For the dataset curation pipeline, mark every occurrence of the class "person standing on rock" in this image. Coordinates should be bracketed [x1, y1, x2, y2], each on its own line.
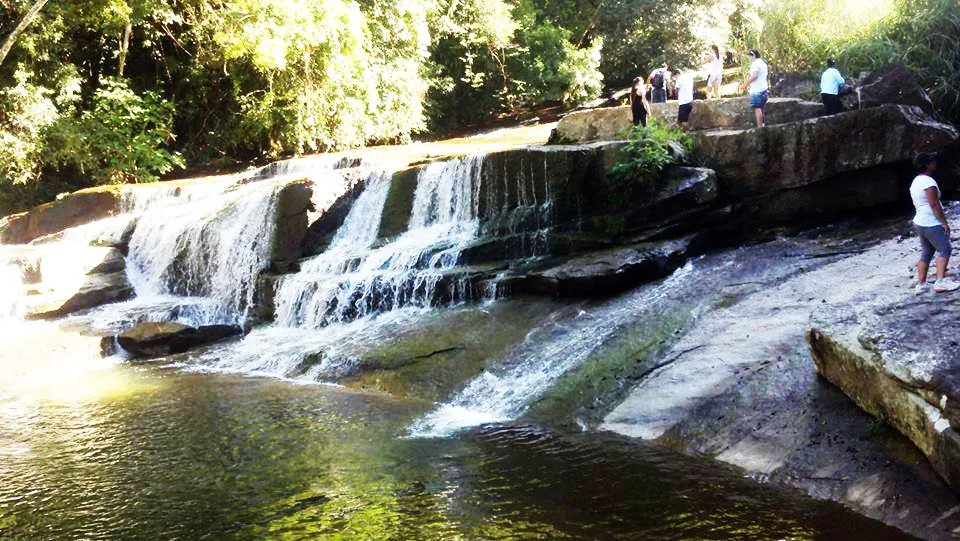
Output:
[820, 58, 846, 115]
[675, 69, 695, 131]
[649, 63, 671, 104]
[629, 76, 650, 126]
[911, 152, 959, 293]
[706, 45, 724, 99]
[742, 49, 768, 128]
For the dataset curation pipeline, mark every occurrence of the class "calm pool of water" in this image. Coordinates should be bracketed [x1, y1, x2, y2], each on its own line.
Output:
[0, 348, 915, 540]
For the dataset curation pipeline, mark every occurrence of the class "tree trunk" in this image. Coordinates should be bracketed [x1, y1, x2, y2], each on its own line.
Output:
[0, 0, 50, 68]
[118, 22, 132, 76]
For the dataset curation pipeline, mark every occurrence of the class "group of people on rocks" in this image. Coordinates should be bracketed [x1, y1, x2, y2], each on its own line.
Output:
[628, 47, 851, 131]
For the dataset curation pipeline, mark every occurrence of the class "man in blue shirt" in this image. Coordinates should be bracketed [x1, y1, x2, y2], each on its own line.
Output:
[820, 58, 846, 115]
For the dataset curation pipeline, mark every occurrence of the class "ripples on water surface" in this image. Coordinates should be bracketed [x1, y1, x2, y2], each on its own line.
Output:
[0, 342, 915, 540]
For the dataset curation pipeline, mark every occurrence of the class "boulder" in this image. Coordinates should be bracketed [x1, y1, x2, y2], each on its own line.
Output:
[302, 169, 370, 256]
[271, 179, 314, 262]
[508, 237, 692, 297]
[117, 321, 241, 358]
[550, 97, 823, 144]
[808, 292, 960, 494]
[22, 271, 134, 319]
[842, 63, 935, 114]
[0, 186, 123, 245]
[694, 104, 958, 198]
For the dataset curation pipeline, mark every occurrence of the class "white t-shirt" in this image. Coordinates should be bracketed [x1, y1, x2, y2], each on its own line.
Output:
[676, 72, 695, 105]
[820, 67, 844, 95]
[709, 53, 723, 77]
[748, 59, 768, 94]
[910, 174, 942, 227]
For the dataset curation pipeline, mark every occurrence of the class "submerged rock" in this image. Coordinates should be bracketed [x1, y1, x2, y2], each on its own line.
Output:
[117, 321, 241, 358]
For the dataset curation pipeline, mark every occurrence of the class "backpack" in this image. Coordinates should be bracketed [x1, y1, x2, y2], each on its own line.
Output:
[651, 70, 665, 89]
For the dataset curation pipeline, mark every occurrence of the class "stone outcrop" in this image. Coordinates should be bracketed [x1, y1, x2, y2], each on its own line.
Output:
[842, 63, 935, 114]
[695, 104, 958, 198]
[505, 237, 692, 297]
[808, 296, 960, 493]
[4, 244, 134, 319]
[117, 321, 241, 358]
[0, 186, 124, 245]
[550, 97, 822, 144]
[270, 178, 314, 262]
[22, 271, 133, 319]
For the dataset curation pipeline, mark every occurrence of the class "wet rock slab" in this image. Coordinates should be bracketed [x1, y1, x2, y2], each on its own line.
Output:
[117, 321, 241, 358]
[599, 220, 960, 540]
[509, 237, 692, 297]
[809, 293, 960, 493]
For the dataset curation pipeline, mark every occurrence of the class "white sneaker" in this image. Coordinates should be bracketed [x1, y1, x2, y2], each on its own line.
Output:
[933, 278, 960, 292]
[915, 282, 930, 294]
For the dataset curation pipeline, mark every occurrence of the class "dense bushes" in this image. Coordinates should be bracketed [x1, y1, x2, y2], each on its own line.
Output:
[0, 0, 957, 216]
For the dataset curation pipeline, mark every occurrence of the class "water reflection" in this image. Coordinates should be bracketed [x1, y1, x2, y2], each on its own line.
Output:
[0, 358, 915, 540]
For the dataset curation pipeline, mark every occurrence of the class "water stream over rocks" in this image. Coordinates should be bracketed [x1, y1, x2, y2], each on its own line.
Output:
[2, 103, 958, 538]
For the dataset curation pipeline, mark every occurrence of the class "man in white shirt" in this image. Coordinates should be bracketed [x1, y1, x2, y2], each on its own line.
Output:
[742, 49, 768, 128]
[820, 58, 845, 115]
[675, 69, 695, 130]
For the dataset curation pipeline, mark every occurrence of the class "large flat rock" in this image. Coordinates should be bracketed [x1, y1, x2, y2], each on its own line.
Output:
[552, 97, 823, 144]
[600, 213, 960, 540]
[695, 104, 958, 197]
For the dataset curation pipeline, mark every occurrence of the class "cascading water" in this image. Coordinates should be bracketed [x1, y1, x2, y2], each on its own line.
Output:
[190, 156, 491, 379]
[124, 181, 281, 326]
[275, 155, 485, 328]
[0, 261, 22, 322]
[407, 263, 696, 438]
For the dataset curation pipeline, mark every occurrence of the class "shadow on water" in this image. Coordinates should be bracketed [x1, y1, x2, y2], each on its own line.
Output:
[0, 360, 916, 540]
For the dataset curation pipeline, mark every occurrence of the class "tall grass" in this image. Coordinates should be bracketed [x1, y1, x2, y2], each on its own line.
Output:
[757, 0, 960, 124]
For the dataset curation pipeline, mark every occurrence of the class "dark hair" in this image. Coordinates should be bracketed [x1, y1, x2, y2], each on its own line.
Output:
[914, 152, 938, 172]
[711, 44, 720, 58]
[749, 49, 761, 58]
[826, 58, 836, 67]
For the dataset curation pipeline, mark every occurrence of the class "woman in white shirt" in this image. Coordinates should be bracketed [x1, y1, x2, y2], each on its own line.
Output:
[706, 45, 723, 99]
[910, 152, 959, 292]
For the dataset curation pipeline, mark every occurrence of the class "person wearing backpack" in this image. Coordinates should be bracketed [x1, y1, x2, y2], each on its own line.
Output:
[649, 63, 671, 103]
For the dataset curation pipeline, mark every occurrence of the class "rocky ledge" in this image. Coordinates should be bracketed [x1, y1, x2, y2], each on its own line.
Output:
[809, 284, 960, 493]
[550, 96, 822, 144]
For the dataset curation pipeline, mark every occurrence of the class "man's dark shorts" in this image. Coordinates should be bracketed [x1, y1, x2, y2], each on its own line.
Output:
[917, 224, 952, 263]
[651, 88, 667, 103]
[677, 102, 693, 123]
[750, 90, 768, 109]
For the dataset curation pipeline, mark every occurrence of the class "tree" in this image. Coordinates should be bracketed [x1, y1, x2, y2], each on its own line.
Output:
[0, 0, 49, 68]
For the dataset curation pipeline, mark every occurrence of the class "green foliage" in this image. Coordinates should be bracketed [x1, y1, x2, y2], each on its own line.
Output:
[608, 118, 692, 200]
[755, 0, 960, 123]
[47, 78, 184, 184]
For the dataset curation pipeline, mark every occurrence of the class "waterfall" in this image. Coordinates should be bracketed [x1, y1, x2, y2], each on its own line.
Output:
[0, 262, 22, 322]
[124, 181, 280, 326]
[275, 155, 484, 328]
[408, 262, 696, 438]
